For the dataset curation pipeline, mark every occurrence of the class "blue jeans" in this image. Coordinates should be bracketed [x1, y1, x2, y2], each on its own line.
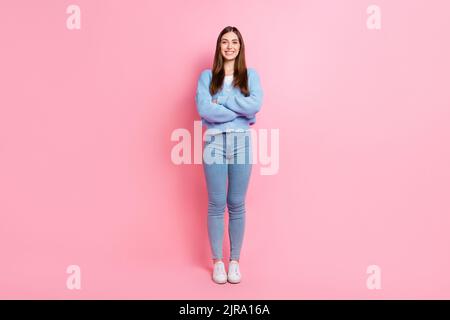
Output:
[202, 129, 253, 261]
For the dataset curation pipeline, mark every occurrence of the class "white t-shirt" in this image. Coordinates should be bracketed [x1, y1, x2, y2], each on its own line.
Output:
[224, 75, 233, 87]
[221, 74, 249, 133]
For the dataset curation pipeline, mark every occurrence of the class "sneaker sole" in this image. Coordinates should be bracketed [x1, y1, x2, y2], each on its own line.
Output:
[227, 278, 241, 284]
[213, 278, 227, 284]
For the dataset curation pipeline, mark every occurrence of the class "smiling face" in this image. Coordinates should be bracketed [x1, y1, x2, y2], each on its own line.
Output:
[220, 31, 240, 61]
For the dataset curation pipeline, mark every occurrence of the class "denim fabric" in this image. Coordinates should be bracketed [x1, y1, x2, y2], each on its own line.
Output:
[202, 130, 253, 260]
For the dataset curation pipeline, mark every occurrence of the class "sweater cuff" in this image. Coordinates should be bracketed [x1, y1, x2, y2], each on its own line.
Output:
[217, 95, 229, 106]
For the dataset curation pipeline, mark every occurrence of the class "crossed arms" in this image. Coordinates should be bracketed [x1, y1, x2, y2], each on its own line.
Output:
[195, 69, 263, 123]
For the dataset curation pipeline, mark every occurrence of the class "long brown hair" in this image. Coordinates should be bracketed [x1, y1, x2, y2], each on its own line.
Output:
[210, 26, 250, 97]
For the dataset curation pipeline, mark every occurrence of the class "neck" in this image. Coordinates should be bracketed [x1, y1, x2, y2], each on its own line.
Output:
[224, 60, 235, 74]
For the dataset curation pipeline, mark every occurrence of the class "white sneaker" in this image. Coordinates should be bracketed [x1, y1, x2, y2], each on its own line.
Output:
[212, 261, 227, 284]
[227, 261, 241, 284]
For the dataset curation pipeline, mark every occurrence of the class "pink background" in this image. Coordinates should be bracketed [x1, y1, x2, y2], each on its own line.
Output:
[1, 0, 449, 299]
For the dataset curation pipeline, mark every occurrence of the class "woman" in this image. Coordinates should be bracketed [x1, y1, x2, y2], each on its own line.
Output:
[195, 26, 264, 284]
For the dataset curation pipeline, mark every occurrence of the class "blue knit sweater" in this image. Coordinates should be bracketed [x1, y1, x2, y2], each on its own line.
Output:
[195, 68, 263, 132]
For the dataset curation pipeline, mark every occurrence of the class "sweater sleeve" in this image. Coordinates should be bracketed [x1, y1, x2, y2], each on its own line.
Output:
[217, 68, 263, 117]
[195, 70, 239, 123]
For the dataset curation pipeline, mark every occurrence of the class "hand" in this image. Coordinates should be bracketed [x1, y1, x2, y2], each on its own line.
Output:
[212, 99, 218, 104]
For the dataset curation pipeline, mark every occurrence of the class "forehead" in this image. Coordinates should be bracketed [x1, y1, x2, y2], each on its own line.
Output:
[221, 32, 239, 41]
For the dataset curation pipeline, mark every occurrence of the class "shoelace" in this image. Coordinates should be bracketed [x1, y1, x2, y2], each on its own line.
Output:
[229, 264, 240, 275]
[214, 263, 226, 274]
